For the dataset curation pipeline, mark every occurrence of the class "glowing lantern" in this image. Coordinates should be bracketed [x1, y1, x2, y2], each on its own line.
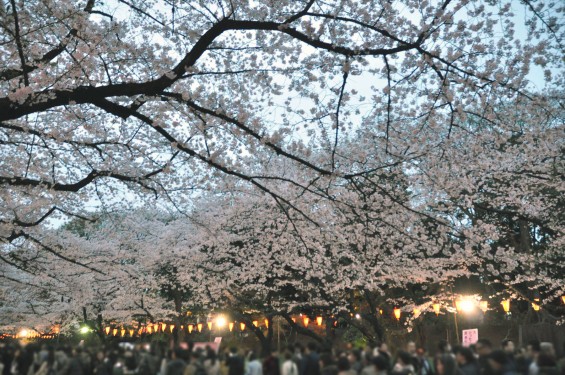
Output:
[147, 325, 153, 334]
[413, 308, 421, 318]
[532, 298, 540, 311]
[138, 328, 143, 335]
[129, 329, 134, 337]
[161, 323, 167, 332]
[105, 327, 111, 335]
[303, 317, 309, 327]
[265, 319, 269, 328]
[120, 328, 126, 337]
[561, 295, 565, 304]
[393, 307, 401, 321]
[316, 316, 323, 326]
[501, 299, 510, 313]
[207, 322, 212, 331]
[229, 322, 234, 332]
[197, 323, 203, 332]
[169, 324, 175, 333]
[479, 301, 488, 313]
[379, 309, 383, 315]
[291, 317, 296, 323]
[112, 328, 118, 336]
[188, 324, 194, 333]
[240, 322, 246, 331]
[433, 303, 441, 316]
[253, 320, 259, 327]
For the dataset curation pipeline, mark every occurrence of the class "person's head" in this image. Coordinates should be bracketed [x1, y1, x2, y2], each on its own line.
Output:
[190, 351, 201, 363]
[47, 349, 56, 366]
[435, 354, 458, 375]
[416, 348, 427, 358]
[284, 351, 293, 360]
[475, 339, 492, 357]
[348, 349, 361, 364]
[373, 355, 389, 373]
[526, 340, 540, 358]
[540, 342, 555, 358]
[488, 350, 508, 371]
[320, 352, 334, 368]
[438, 340, 452, 354]
[397, 351, 412, 366]
[230, 347, 238, 355]
[363, 352, 374, 366]
[455, 347, 475, 366]
[501, 340, 515, 355]
[407, 342, 417, 355]
[125, 352, 137, 371]
[307, 342, 318, 354]
[337, 356, 351, 371]
[378, 342, 389, 353]
[173, 348, 186, 361]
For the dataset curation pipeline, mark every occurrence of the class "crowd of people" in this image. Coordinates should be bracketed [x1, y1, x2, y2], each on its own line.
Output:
[1, 339, 564, 375]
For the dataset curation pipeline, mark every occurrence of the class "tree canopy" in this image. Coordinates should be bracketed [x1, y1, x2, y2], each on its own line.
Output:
[0, 0, 563, 333]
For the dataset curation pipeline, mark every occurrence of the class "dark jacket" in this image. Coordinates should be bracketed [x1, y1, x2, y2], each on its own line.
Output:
[460, 362, 480, 375]
[302, 353, 320, 375]
[165, 359, 186, 375]
[263, 356, 281, 375]
[226, 355, 244, 375]
[321, 365, 338, 375]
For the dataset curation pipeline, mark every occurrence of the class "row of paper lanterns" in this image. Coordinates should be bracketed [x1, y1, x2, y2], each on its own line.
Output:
[102, 296, 565, 336]
[5, 297, 563, 340]
[0, 331, 57, 339]
[392, 295, 565, 321]
[103, 316, 327, 337]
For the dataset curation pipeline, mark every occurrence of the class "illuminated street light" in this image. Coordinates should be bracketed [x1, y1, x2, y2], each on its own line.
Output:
[456, 299, 475, 314]
[216, 315, 227, 328]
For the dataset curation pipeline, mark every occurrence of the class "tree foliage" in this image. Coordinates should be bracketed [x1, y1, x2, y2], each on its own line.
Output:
[0, 0, 563, 332]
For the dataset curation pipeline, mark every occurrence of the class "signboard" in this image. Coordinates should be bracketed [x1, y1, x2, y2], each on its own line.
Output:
[462, 328, 479, 347]
[193, 337, 222, 353]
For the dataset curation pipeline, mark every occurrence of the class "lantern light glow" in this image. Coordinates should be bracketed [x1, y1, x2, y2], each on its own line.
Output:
[433, 303, 441, 316]
[501, 299, 511, 313]
[216, 316, 227, 328]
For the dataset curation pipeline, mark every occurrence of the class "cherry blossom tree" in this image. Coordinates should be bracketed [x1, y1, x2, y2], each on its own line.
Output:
[1, 0, 564, 334]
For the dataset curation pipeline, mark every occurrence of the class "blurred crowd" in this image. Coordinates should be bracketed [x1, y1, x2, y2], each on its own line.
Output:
[1, 338, 564, 375]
